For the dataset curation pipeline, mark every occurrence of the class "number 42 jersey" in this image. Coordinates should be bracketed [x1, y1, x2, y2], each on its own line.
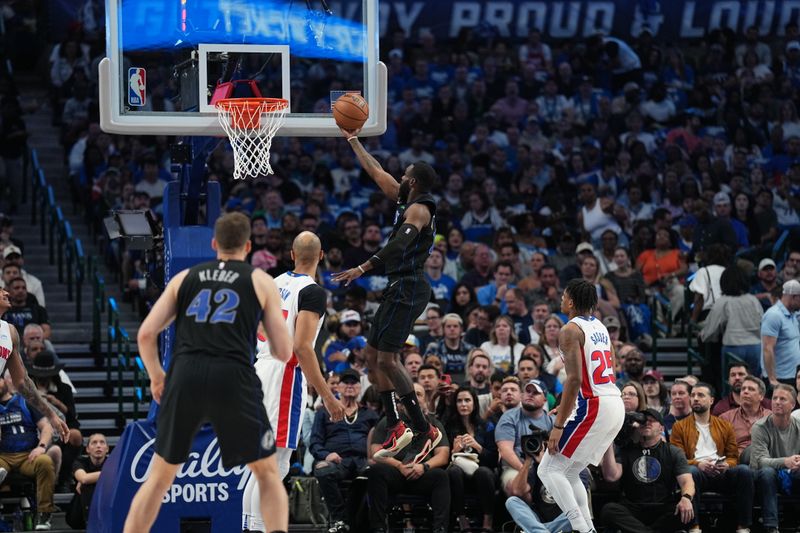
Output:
[566, 316, 621, 399]
[173, 259, 262, 366]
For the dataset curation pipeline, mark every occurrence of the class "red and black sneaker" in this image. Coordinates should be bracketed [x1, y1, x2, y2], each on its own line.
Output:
[403, 424, 443, 465]
[374, 421, 414, 459]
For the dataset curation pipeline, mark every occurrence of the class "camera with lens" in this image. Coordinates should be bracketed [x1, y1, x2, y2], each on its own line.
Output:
[520, 426, 550, 458]
[614, 411, 647, 445]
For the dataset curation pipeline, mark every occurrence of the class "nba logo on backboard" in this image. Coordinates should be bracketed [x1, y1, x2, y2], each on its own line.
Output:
[128, 68, 146, 107]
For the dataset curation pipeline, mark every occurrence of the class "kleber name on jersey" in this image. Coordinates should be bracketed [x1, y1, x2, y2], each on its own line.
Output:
[197, 269, 240, 284]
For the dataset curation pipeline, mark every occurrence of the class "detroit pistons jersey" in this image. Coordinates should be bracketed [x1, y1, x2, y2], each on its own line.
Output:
[563, 316, 621, 399]
[257, 271, 326, 358]
[255, 271, 326, 449]
[0, 320, 13, 376]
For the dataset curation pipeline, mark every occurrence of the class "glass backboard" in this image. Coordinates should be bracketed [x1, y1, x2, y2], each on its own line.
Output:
[99, 0, 386, 136]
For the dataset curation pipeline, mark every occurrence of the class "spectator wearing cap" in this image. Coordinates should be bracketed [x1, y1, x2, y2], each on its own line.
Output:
[344, 336, 370, 393]
[557, 241, 595, 287]
[599, 408, 698, 533]
[719, 375, 771, 463]
[762, 279, 800, 388]
[701, 265, 764, 377]
[31, 350, 85, 487]
[1, 245, 45, 307]
[2, 277, 50, 339]
[712, 192, 748, 249]
[642, 369, 669, 417]
[677, 215, 696, 254]
[749, 384, 800, 533]
[753, 258, 780, 311]
[669, 382, 754, 532]
[783, 40, 800, 87]
[310, 368, 378, 533]
[712, 363, 771, 417]
[495, 378, 553, 497]
[424, 313, 473, 375]
[321, 310, 362, 373]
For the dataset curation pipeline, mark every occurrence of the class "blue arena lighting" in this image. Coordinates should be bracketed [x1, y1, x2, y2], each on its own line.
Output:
[119, 0, 366, 62]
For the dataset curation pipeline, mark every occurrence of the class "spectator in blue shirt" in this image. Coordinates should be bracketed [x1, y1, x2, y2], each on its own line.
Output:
[761, 280, 800, 388]
[310, 369, 378, 533]
[424, 248, 456, 307]
[476, 261, 515, 314]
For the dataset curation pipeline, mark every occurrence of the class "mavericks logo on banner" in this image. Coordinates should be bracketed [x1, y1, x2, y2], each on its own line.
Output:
[88, 420, 251, 532]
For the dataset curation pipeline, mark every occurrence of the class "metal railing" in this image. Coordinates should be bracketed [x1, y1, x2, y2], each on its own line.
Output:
[26, 148, 149, 425]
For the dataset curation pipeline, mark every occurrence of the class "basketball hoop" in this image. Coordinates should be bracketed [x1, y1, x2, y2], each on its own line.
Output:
[215, 98, 288, 180]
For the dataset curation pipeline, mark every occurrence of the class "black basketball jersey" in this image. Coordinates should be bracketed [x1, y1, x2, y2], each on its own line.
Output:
[385, 193, 436, 278]
[173, 259, 262, 366]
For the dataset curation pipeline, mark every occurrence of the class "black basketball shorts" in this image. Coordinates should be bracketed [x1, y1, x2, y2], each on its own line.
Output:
[156, 355, 276, 469]
[368, 274, 431, 353]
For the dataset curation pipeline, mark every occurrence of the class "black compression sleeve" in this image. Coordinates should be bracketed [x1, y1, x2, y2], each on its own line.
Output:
[369, 224, 419, 267]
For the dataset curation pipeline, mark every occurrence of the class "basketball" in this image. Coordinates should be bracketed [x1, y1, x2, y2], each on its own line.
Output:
[333, 93, 369, 131]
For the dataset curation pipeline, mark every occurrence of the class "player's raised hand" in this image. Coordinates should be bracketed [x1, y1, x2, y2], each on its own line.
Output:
[339, 126, 362, 140]
[331, 268, 363, 287]
[324, 394, 346, 422]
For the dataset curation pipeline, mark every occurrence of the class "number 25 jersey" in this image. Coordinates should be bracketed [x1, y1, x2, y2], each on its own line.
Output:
[173, 259, 262, 366]
[565, 316, 621, 399]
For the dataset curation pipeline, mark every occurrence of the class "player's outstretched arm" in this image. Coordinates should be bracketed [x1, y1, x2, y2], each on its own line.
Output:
[341, 127, 399, 202]
[294, 310, 345, 422]
[547, 323, 583, 454]
[6, 324, 69, 441]
[255, 270, 292, 362]
[137, 271, 186, 403]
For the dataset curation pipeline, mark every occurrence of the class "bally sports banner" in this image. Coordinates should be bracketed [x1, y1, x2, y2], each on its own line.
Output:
[89, 420, 251, 532]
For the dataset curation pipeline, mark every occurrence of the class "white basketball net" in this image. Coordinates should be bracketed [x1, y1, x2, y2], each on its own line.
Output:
[216, 98, 288, 180]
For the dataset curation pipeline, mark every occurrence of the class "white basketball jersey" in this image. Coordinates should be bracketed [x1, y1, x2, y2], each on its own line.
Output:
[564, 316, 621, 398]
[0, 321, 11, 376]
[257, 272, 324, 359]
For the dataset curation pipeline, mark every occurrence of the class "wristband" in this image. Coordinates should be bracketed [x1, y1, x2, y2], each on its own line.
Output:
[553, 423, 565, 430]
[38, 443, 47, 449]
[681, 493, 693, 502]
[357, 265, 365, 274]
[422, 463, 430, 472]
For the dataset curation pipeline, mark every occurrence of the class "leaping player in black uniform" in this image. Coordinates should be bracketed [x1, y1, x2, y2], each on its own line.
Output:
[333, 127, 441, 464]
[123, 213, 293, 533]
